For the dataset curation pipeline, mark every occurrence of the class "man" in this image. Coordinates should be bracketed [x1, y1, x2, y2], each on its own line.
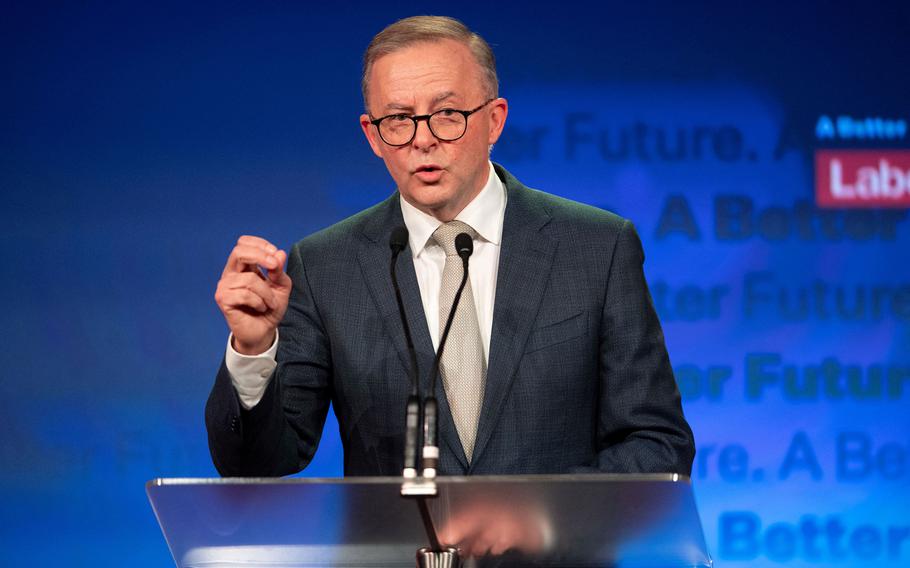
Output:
[207, 16, 694, 477]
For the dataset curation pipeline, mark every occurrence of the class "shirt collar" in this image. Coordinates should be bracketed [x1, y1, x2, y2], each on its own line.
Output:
[399, 161, 506, 257]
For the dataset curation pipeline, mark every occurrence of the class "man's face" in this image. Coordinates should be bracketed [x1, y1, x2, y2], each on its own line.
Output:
[360, 39, 508, 221]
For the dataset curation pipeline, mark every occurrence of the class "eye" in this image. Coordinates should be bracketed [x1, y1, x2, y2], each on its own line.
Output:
[388, 114, 411, 123]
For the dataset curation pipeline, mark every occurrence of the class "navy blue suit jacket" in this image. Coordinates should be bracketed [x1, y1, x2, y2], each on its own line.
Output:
[206, 164, 694, 476]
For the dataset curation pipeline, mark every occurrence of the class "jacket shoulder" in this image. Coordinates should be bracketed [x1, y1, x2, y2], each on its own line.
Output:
[496, 162, 631, 241]
[527, 187, 629, 236]
[290, 196, 395, 258]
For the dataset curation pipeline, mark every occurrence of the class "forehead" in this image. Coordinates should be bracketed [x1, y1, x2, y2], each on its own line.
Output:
[368, 39, 485, 109]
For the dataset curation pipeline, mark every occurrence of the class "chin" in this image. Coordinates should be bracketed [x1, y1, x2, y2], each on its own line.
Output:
[405, 186, 454, 209]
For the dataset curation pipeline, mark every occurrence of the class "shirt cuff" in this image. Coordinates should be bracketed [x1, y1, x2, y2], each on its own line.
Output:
[224, 331, 279, 410]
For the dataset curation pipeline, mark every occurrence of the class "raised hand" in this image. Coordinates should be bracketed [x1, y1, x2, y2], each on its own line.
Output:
[214, 235, 292, 355]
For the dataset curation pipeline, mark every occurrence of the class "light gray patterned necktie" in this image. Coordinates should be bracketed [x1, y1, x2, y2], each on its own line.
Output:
[432, 221, 486, 462]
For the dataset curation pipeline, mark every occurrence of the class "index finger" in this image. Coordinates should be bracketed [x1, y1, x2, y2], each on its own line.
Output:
[237, 235, 278, 254]
[224, 244, 281, 277]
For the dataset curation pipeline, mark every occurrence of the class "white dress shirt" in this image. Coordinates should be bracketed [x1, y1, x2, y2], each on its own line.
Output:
[226, 162, 507, 409]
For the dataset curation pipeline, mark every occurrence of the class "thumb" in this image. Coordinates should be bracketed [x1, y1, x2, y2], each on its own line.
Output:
[267, 249, 289, 284]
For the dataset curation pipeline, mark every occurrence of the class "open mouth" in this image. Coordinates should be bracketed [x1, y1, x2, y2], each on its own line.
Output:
[413, 165, 444, 182]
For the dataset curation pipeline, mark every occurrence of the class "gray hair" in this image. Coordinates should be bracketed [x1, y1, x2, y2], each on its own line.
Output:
[362, 15, 498, 112]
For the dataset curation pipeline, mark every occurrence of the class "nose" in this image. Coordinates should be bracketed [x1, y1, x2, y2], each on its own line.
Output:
[411, 117, 437, 150]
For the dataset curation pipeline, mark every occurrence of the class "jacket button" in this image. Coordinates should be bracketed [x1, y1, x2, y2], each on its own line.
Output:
[230, 416, 240, 433]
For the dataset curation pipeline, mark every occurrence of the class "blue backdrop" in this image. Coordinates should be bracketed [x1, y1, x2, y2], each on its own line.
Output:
[2, 2, 908, 566]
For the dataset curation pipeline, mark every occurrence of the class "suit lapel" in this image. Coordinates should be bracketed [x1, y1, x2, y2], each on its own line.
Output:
[470, 167, 556, 467]
[356, 196, 434, 395]
[356, 195, 469, 471]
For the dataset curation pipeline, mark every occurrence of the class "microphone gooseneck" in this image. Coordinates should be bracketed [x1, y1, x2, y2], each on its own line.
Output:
[423, 231, 474, 476]
[389, 226, 421, 477]
[430, 232, 474, 394]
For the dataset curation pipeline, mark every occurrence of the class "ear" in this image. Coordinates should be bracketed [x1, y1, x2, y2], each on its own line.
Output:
[360, 114, 384, 158]
[486, 98, 509, 145]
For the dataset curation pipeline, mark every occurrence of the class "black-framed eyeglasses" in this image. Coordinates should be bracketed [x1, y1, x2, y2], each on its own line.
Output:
[369, 98, 497, 147]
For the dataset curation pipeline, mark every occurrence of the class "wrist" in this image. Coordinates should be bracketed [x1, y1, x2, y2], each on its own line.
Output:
[233, 331, 276, 356]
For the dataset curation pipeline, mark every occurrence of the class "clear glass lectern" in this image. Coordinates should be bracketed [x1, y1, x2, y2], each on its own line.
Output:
[147, 474, 711, 567]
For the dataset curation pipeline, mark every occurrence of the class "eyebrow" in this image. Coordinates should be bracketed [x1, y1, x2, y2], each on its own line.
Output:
[383, 91, 460, 112]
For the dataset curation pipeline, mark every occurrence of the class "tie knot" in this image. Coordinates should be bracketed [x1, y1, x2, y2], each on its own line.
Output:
[432, 221, 476, 257]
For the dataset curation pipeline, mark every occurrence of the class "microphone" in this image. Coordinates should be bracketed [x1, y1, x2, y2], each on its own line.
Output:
[455, 232, 473, 259]
[389, 226, 421, 478]
[422, 232, 474, 477]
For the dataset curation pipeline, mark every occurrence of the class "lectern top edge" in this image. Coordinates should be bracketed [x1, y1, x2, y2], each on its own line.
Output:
[147, 472, 690, 489]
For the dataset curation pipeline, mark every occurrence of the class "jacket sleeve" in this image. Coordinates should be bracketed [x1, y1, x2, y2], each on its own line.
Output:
[205, 241, 333, 476]
[592, 220, 695, 475]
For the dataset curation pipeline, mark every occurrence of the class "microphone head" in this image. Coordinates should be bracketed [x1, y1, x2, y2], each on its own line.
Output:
[455, 232, 474, 259]
[389, 226, 409, 253]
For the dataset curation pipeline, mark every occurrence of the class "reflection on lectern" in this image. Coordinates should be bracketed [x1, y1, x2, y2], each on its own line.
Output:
[439, 496, 551, 559]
